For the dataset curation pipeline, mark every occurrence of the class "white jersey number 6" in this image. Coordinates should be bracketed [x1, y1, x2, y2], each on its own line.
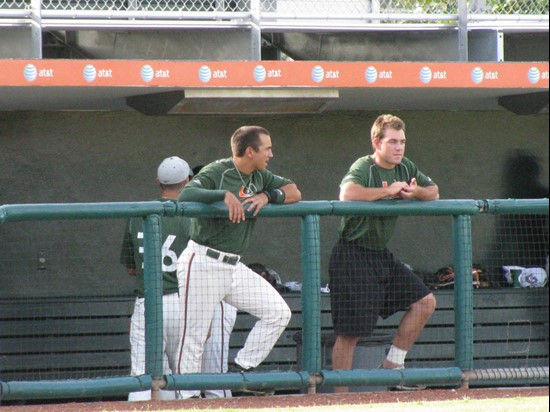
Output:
[161, 235, 182, 272]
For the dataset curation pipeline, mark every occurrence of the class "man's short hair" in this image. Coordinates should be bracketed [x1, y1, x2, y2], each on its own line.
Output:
[231, 126, 270, 157]
[370, 114, 406, 149]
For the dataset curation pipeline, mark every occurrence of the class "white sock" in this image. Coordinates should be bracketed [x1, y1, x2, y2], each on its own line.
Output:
[386, 345, 407, 367]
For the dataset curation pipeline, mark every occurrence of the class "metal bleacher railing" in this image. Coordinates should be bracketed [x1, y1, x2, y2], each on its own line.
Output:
[0, 0, 548, 30]
[0, 198, 548, 401]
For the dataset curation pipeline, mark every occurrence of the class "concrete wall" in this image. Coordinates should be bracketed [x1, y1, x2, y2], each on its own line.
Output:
[0, 110, 548, 297]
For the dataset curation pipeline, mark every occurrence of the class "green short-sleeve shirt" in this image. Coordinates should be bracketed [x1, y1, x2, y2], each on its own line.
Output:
[178, 158, 293, 255]
[338, 155, 436, 250]
[120, 198, 191, 297]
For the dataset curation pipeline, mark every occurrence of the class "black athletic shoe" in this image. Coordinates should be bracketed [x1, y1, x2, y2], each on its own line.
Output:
[242, 388, 276, 396]
[378, 364, 427, 391]
[228, 363, 275, 396]
[389, 382, 427, 391]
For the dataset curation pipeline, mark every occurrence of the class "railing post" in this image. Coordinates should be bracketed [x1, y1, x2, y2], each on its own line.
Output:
[452, 215, 474, 376]
[143, 214, 164, 398]
[250, 0, 261, 60]
[301, 215, 322, 378]
[457, 0, 469, 61]
[30, 0, 43, 59]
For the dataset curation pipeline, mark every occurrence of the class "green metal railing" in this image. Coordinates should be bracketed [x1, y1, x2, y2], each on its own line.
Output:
[0, 198, 547, 401]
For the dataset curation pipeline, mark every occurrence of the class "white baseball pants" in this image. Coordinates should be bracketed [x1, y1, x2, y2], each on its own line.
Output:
[129, 293, 239, 400]
[177, 240, 291, 376]
[203, 301, 237, 398]
[128, 293, 181, 401]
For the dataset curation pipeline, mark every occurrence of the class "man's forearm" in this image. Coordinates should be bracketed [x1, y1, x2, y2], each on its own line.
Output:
[179, 186, 227, 203]
[340, 183, 394, 202]
[281, 183, 302, 204]
[415, 184, 440, 201]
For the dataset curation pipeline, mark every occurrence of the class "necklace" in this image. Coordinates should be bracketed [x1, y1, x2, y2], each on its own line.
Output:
[232, 159, 256, 196]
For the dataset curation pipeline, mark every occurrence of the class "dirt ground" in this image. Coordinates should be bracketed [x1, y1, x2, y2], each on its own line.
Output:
[2, 386, 548, 411]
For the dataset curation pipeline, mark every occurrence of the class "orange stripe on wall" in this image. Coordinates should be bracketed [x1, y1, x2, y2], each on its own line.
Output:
[0, 60, 548, 88]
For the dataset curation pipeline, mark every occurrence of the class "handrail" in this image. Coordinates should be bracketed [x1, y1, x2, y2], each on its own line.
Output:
[1, 199, 547, 224]
[179, 200, 334, 217]
[0, 201, 175, 222]
[331, 199, 483, 216]
[0, 376, 152, 401]
[485, 198, 550, 214]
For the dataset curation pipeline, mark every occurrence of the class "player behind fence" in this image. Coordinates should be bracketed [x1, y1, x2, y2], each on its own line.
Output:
[120, 156, 190, 401]
[329, 114, 439, 392]
[120, 156, 236, 400]
[176, 126, 301, 395]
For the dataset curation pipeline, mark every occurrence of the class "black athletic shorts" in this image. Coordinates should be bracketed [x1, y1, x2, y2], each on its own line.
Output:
[328, 239, 431, 337]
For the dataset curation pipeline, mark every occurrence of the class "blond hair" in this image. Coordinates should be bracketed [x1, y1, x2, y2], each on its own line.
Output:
[370, 114, 405, 150]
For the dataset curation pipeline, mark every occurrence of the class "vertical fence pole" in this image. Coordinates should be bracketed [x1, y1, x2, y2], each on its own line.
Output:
[143, 214, 164, 396]
[452, 214, 474, 376]
[250, 0, 261, 60]
[457, 0, 469, 61]
[301, 215, 322, 377]
[30, 0, 43, 59]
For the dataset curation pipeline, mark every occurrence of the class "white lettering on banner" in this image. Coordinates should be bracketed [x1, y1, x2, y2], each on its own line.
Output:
[485, 71, 498, 80]
[325, 70, 339, 79]
[213, 69, 227, 78]
[155, 69, 170, 78]
[379, 70, 393, 79]
[433, 71, 447, 79]
[98, 69, 113, 77]
[541, 71, 549, 79]
[39, 69, 54, 77]
[268, 69, 282, 78]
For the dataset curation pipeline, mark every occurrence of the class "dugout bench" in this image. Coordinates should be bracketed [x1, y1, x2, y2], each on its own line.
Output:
[0, 295, 134, 382]
[0, 289, 548, 382]
[230, 288, 549, 373]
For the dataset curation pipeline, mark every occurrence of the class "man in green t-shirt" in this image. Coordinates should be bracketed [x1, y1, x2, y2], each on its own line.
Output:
[176, 126, 301, 384]
[329, 114, 439, 392]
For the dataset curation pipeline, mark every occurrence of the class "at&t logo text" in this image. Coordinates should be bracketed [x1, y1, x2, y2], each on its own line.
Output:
[24, 64, 54, 82]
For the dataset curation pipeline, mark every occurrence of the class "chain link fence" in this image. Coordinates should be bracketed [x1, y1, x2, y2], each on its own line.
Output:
[470, 0, 549, 15]
[0, 0, 26, 9]
[267, 0, 459, 16]
[1, 0, 548, 15]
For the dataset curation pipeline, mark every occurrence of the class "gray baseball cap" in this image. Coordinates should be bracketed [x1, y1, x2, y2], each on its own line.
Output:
[157, 156, 190, 184]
